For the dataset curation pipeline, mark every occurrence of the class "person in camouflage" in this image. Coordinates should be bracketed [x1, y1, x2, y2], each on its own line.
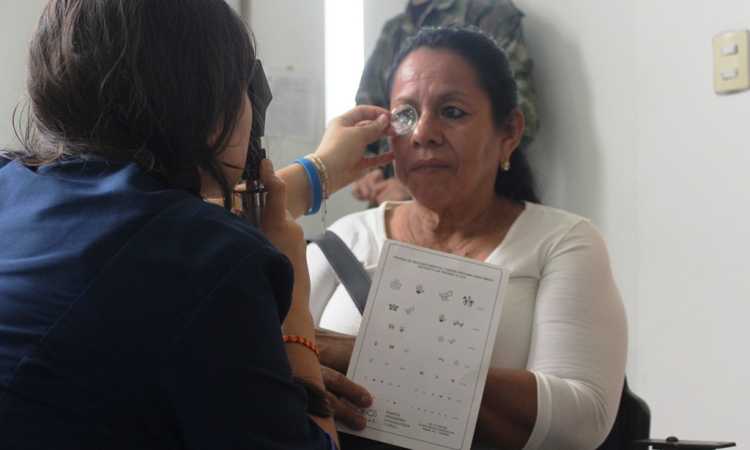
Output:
[352, 0, 539, 206]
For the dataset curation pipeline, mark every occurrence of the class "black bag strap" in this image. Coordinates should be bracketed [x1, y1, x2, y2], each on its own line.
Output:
[308, 231, 371, 315]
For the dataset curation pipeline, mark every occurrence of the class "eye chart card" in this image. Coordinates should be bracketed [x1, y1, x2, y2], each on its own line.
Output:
[342, 240, 508, 450]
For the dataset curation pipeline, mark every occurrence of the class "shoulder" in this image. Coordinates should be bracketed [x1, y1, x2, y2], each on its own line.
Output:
[145, 196, 282, 275]
[127, 196, 291, 304]
[323, 201, 402, 264]
[82, 196, 294, 351]
[509, 202, 606, 255]
[521, 202, 591, 229]
[381, 13, 407, 33]
[108, 160, 276, 265]
[464, 0, 524, 31]
[465, 0, 522, 16]
[327, 206, 380, 255]
[328, 203, 382, 241]
[382, 13, 405, 31]
[70, 160, 289, 297]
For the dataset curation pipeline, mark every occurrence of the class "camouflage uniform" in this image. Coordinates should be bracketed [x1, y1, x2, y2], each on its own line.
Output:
[356, 0, 539, 177]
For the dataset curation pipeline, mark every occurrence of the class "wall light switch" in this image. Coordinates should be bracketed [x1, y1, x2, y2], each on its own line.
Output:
[713, 30, 749, 94]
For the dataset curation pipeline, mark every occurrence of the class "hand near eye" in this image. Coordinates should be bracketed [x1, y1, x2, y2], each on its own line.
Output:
[277, 105, 396, 219]
[313, 105, 395, 194]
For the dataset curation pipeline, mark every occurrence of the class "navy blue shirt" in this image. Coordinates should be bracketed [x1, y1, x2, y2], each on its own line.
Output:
[0, 157, 332, 449]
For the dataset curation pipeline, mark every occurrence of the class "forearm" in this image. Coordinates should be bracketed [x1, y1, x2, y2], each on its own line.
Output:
[283, 310, 339, 446]
[314, 327, 355, 374]
[276, 163, 313, 219]
[276, 150, 393, 220]
[474, 368, 537, 450]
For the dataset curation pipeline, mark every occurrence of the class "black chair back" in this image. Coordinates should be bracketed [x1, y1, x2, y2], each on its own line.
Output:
[597, 378, 651, 450]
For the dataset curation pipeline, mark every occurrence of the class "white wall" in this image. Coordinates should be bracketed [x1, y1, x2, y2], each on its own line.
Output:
[0, 0, 49, 149]
[516, 0, 750, 444]
[632, 1, 750, 442]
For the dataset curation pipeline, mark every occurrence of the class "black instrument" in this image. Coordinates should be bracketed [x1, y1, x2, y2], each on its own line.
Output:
[241, 59, 273, 227]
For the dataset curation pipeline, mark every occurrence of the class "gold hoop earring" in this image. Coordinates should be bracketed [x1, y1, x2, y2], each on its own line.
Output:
[501, 160, 511, 171]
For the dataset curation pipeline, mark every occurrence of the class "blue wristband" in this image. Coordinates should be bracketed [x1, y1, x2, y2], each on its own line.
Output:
[294, 158, 322, 215]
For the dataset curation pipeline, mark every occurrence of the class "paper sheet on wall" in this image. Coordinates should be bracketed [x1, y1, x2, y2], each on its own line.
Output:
[264, 71, 319, 144]
[341, 240, 508, 450]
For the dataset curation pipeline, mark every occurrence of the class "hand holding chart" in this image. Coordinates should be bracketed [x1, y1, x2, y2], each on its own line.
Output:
[342, 240, 509, 450]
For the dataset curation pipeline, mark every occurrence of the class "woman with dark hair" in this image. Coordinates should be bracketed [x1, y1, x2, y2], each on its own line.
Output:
[0, 0, 393, 448]
[309, 25, 627, 449]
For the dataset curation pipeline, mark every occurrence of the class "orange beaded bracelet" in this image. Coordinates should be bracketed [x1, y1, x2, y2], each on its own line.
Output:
[283, 335, 321, 362]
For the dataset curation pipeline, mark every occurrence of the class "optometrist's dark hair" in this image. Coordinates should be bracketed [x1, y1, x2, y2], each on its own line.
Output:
[9, 0, 255, 208]
[386, 24, 539, 203]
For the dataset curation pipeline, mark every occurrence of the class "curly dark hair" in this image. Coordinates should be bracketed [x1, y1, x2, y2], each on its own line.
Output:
[8, 0, 256, 208]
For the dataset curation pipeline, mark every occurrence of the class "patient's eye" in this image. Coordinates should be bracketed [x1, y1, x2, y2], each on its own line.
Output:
[442, 106, 466, 119]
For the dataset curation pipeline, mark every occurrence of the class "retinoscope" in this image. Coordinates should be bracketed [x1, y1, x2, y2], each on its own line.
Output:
[241, 60, 273, 227]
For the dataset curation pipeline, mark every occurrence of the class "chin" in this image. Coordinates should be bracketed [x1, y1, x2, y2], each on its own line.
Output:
[411, 190, 452, 211]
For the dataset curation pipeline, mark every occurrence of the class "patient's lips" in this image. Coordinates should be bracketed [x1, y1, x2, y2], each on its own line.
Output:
[410, 158, 450, 172]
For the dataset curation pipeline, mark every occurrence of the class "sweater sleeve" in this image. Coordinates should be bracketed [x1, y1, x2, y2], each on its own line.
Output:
[522, 220, 627, 450]
[151, 247, 334, 450]
[307, 242, 339, 326]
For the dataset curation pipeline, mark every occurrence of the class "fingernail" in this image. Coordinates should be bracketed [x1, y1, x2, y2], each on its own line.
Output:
[262, 158, 274, 172]
[355, 417, 366, 429]
[377, 114, 388, 126]
[361, 395, 371, 406]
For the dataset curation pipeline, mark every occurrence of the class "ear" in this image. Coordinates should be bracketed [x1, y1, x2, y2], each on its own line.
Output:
[207, 121, 222, 147]
[499, 108, 525, 161]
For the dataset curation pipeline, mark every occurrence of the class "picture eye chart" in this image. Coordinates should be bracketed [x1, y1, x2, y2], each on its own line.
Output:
[342, 240, 508, 450]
